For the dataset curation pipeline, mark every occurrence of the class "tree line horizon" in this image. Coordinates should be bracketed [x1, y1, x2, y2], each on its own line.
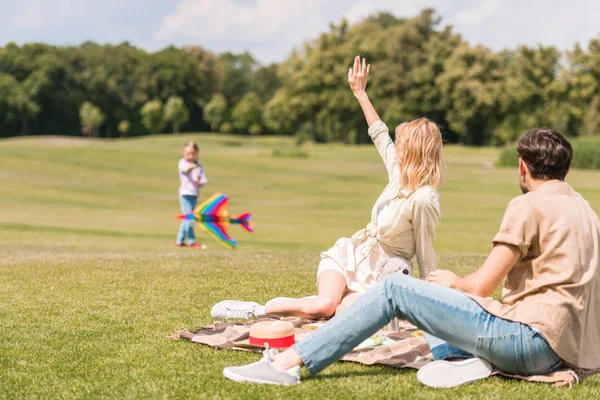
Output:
[0, 9, 599, 146]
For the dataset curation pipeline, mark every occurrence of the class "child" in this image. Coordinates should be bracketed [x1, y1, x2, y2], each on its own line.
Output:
[176, 141, 208, 248]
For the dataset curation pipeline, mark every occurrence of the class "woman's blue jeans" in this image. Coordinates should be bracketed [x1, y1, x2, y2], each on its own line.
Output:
[293, 274, 562, 376]
[176, 195, 197, 245]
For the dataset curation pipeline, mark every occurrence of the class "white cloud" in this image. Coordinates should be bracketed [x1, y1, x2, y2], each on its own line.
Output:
[342, 0, 448, 24]
[337, 0, 599, 54]
[10, 0, 83, 28]
[154, 0, 323, 43]
[2, 0, 598, 63]
[447, 0, 600, 52]
[344, 2, 380, 25]
[453, 0, 498, 25]
[11, 3, 44, 27]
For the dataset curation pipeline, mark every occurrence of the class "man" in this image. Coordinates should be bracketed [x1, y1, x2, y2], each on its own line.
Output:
[222, 128, 600, 388]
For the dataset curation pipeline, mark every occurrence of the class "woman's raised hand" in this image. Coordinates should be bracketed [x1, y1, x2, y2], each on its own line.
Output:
[348, 56, 370, 97]
[348, 56, 380, 126]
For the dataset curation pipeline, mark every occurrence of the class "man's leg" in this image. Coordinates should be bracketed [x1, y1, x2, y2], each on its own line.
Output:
[422, 332, 473, 360]
[224, 274, 562, 385]
[292, 274, 560, 376]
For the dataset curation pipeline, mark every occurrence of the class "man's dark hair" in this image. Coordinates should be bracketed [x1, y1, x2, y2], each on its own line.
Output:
[516, 128, 573, 181]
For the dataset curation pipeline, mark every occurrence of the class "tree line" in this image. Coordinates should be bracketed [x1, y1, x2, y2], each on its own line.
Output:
[1, 9, 599, 145]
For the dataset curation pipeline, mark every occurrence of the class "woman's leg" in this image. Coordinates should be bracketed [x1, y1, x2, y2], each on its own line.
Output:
[265, 271, 347, 319]
[335, 293, 361, 315]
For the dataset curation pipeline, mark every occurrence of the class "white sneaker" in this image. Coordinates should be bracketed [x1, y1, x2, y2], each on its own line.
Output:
[211, 300, 261, 320]
[223, 347, 301, 385]
[417, 357, 493, 388]
[265, 296, 317, 307]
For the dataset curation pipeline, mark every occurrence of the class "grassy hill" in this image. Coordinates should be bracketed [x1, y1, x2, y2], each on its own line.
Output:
[1, 134, 599, 399]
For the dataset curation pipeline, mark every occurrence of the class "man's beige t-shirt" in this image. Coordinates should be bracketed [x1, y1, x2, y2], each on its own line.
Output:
[470, 180, 600, 369]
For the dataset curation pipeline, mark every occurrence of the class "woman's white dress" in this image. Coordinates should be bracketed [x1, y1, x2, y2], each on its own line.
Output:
[317, 120, 441, 293]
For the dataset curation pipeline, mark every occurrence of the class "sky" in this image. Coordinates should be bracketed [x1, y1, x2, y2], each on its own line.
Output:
[1, 0, 599, 63]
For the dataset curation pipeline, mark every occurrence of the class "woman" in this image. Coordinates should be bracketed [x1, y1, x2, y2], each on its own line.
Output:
[211, 56, 443, 320]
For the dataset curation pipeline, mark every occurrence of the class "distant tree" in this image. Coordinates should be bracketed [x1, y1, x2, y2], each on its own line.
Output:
[4, 10, 600, 145]
[0, 72, 40, 135]
[231, 92, 263, 134]
[218, 52, 257, 106]
[437, 43, 504, 145]
[250, 63, 282, 102]
[163, 96, 189, 134]
[79, 102, 105, 137]
[203, 94, 228, 131]
[581, 96, 600, 136]
[78, 43, 146, 137]
[566, 39, 600, 135]
[135, 47, 209, 132]
[262, 89, 298, 135]
[493, 45, 564, 144]
[366, 12, 405, 28]
[183, 45, 224, 94]
[140, 99, 165, 134]
[220, 122, 233, 134]
[118, 120, 131, 136]
[248, 123, 262, 136]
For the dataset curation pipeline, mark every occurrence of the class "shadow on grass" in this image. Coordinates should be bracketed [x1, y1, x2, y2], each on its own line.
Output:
[312, 366, 414, 381]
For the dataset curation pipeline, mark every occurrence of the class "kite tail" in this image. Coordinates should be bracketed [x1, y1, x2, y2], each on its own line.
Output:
[174, 214, 196, 221]
[233, 212, 253, 233]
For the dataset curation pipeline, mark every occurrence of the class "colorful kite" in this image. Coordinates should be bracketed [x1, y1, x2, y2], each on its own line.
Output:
[175, 192, 253, 249]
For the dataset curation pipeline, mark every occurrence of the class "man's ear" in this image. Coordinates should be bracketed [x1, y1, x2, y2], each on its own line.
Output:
[518, 158, 527, 177]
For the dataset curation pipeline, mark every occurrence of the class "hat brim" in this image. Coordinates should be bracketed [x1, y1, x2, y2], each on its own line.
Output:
[233, 339, 293, 350]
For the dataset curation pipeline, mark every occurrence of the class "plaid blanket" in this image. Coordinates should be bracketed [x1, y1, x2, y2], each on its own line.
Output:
[171, 317, 598, 387]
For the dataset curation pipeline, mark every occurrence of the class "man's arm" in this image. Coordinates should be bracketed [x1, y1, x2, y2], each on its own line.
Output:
[427, 244, 521, 298]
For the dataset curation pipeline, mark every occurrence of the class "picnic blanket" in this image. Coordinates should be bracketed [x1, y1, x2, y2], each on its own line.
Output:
[171, 317, 598, 388]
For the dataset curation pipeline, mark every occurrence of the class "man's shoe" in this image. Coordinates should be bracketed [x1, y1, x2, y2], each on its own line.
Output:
[223, 348, 300, 385]
[188, 243, 207, 249]
[175, 243, 186, 247]
[211, 300, 261, 320]
[417, 357, 493, 388]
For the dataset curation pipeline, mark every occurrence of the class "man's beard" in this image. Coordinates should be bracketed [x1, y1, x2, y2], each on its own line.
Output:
[520, 182, 529, 194]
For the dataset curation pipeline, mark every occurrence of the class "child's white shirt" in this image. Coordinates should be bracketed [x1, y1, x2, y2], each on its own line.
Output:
[178, 158, 207, 196]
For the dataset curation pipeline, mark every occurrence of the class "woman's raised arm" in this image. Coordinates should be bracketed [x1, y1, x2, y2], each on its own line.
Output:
[348, 56, 397, 178]
[348, 56, 380, 126]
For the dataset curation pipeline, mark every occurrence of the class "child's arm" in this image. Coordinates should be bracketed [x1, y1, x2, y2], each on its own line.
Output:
[348, 56, 397, 179]
[179, 159, 197, 174]
[412, 196, 441, 279]
[196, 165, 208, 188]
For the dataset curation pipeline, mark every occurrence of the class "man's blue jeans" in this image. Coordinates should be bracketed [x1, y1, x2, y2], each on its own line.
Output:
[293, 274, 563, 376]
[176, 195, 197, 245]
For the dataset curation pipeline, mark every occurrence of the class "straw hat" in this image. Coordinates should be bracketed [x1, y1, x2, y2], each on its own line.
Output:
[234, 321, 296, 349]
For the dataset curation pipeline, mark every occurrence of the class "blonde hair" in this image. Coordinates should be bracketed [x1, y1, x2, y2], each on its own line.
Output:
[184, 141, 199, 152]
[394, 118, 443, 191]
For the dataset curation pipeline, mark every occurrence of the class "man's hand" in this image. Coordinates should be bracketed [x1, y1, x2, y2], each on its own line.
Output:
[427, 244, 520, 298]
[426, 270, 459, 288]
[348, 56, 370, 97]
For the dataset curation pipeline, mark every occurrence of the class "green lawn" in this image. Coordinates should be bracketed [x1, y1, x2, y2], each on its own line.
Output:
[1, 134, 599, 399]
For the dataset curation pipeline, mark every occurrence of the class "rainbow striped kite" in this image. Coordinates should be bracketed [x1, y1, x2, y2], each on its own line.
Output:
[175, 192, 253, 249]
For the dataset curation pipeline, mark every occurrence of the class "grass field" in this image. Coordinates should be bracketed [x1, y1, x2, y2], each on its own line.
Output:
[1, 133, 599, 399]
